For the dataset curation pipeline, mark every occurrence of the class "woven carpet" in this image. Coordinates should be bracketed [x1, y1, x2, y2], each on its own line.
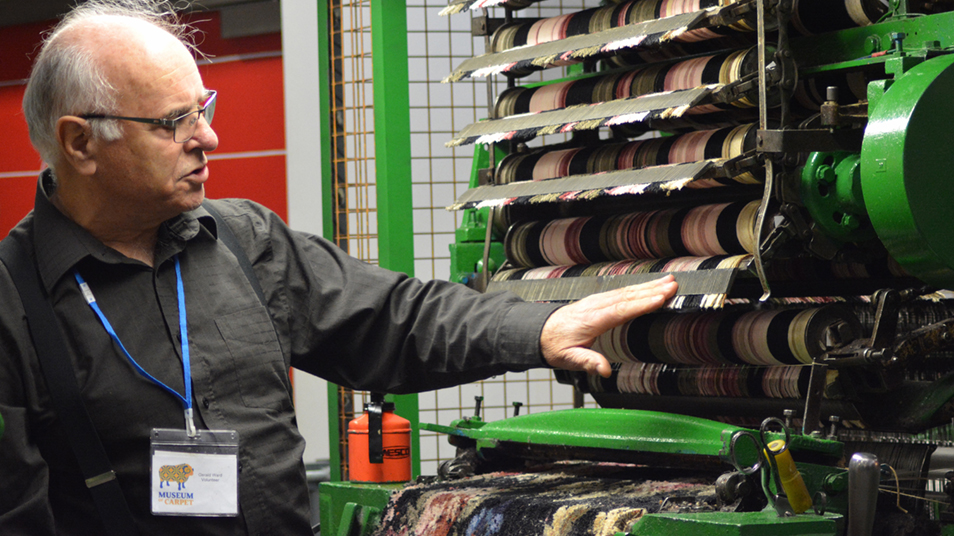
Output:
[373, 464, 715, 536]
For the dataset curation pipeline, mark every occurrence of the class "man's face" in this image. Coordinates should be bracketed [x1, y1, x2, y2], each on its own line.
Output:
[91, 23, 219, 223]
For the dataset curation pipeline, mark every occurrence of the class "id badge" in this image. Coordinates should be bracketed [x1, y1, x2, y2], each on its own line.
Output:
[150, 429, 239, 517]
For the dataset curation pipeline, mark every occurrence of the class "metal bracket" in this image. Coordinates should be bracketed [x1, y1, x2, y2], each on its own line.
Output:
[869, 289, 903, 350]
[438, 448, 478, 480]
[472, 16, 506, 37]
[801, 362, 829, 436]
[368, 392, 384, 464]
[712, 68, 776, 106]
[759, 196, 848, 261]
[719, 149, 762, 179]
[757, 128, 864, 154]
[817, 83, 870, 129]
[815, 287, 940, 396]
[477, 167, 495, 187]
[707, 0, 760, 28]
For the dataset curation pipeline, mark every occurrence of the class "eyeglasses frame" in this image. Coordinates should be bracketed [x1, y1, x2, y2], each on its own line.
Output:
[79, 90, 217, 143]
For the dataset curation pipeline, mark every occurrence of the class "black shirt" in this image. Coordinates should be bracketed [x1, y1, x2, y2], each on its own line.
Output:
[0, 173, 558, 535]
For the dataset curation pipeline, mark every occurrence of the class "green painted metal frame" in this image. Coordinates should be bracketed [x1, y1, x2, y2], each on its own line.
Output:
[319, 481, 403, 536]
[370, 0, 421, 481]
[315, 0, 344, 484]
[419, 409, 851, 534]
[790, 10, 954, 75]
[316, 2, 954, 531]
[629, 510, 842, 536]
[316, 2, 334, 240]
[423, 408, 750, 458]
[422, 408, 843, 462]
[861, 53, 954, 289]
[449, 144, 506, 285]
[319, 0, 421, 483]
[371, 4, 414, 276]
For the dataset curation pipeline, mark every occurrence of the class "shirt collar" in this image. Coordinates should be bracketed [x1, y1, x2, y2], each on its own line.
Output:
[31, 169, 219, 292]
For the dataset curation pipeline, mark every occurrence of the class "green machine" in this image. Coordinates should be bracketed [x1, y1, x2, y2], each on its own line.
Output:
[323, 1, 954, 535]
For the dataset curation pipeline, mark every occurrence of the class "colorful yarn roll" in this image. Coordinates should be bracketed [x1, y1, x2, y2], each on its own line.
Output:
[504, 200, 759, 268]
[494, 47, 756, 117]
[491, 0, 731, 54]
[607, 32, 756, 70]
[790, 0, 889, 35]
[585, 362, 813, 399]
[497, 124, 758, 186]
[590, 308, 841, 367]
[764, 256, 908, 281]
[492, 254, 750, 282]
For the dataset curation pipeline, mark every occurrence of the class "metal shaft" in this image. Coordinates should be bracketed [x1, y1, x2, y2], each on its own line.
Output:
[847, 452, 880, 536]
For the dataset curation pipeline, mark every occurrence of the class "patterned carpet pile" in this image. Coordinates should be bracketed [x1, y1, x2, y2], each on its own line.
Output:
[373, 464, 715, 536]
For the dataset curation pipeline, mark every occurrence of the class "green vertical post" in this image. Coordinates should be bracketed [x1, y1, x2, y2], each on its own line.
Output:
[371, 1, 421, 478]
[370, 4, 413, 272]
[317, 0, 335, 239]
[326, 389, 342, 482]
[315, 0, 345, 482]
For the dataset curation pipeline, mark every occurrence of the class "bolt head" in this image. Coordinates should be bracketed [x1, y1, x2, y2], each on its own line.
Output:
[816, 165, 836, 184]
[840, 214, 860, 230]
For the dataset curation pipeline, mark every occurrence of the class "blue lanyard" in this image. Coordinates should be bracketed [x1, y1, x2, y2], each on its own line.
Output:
[75, 255, 197, 436]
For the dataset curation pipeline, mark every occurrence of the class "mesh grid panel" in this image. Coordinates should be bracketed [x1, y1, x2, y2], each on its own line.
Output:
[331, 0, 597, 479]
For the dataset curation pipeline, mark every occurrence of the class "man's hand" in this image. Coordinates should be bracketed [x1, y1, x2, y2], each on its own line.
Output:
[540, 275, 678, 377]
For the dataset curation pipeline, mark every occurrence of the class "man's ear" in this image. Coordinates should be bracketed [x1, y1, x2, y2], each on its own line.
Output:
[56, 116, 99, 176]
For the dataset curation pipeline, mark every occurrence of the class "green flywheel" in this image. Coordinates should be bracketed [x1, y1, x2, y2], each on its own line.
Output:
[862, 54, 954, 288]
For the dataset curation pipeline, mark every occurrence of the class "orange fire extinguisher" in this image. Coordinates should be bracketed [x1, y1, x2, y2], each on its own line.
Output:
[348, 393, 411, 483]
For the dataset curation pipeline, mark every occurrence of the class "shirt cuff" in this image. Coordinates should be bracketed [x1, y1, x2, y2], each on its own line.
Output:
[496, 301, 563, 370]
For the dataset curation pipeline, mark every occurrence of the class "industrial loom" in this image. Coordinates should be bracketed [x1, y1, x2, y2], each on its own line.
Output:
[320, 1, 954, 535]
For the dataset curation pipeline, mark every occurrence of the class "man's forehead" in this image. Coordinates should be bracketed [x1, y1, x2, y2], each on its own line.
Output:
[63, 16, 203, 107]
[62, 15, 197, 81]
[60, 14, 181, 52]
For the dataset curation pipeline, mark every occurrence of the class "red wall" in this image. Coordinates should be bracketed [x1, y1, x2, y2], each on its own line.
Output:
[0, 12, 287, 236]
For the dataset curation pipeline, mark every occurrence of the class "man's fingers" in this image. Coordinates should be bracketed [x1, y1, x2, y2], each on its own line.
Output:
[540, 275, 678, 377]
[550, 347, 612, 378]
[612, 288, 673, 318]
[573, 275, 677, 313]
[576, 277, 678, 329]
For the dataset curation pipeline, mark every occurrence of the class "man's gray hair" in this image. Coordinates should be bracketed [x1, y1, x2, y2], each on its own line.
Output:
[22, 0, 199, 167]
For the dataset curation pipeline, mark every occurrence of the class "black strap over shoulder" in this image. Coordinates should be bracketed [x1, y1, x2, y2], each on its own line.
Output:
[0, 236, 139, 536]
[0, 202, 268, 535]
[202, 201, 267, 308]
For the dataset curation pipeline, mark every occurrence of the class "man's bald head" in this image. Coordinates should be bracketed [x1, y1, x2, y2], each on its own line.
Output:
[22, 0, 198, 168]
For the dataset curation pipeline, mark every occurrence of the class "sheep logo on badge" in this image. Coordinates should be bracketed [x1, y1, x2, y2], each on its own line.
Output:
[158, 463, 195, 490]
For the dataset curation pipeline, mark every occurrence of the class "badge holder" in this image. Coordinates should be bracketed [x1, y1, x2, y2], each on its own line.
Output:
[151, 429, 239, 517]
[77, 257, 242, 518]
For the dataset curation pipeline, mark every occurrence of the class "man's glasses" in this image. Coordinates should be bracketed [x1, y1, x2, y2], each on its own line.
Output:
[80, 90, 217, 143]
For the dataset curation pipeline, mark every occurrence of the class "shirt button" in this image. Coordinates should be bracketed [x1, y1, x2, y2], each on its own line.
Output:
[202, 397, 211, 409]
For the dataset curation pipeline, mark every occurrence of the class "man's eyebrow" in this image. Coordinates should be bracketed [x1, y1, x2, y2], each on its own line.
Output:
[165, 105, 194, 120]
[165, 91, 212, 119]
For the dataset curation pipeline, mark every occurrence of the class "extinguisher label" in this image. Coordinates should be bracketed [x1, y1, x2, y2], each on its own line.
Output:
[383, 447, 410, 459]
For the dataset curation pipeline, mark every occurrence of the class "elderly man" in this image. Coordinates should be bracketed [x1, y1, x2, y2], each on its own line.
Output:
[0, 0, 677, 534]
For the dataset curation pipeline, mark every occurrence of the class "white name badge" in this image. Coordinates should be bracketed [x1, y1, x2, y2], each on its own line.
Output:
[151, 429, 239, 517]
